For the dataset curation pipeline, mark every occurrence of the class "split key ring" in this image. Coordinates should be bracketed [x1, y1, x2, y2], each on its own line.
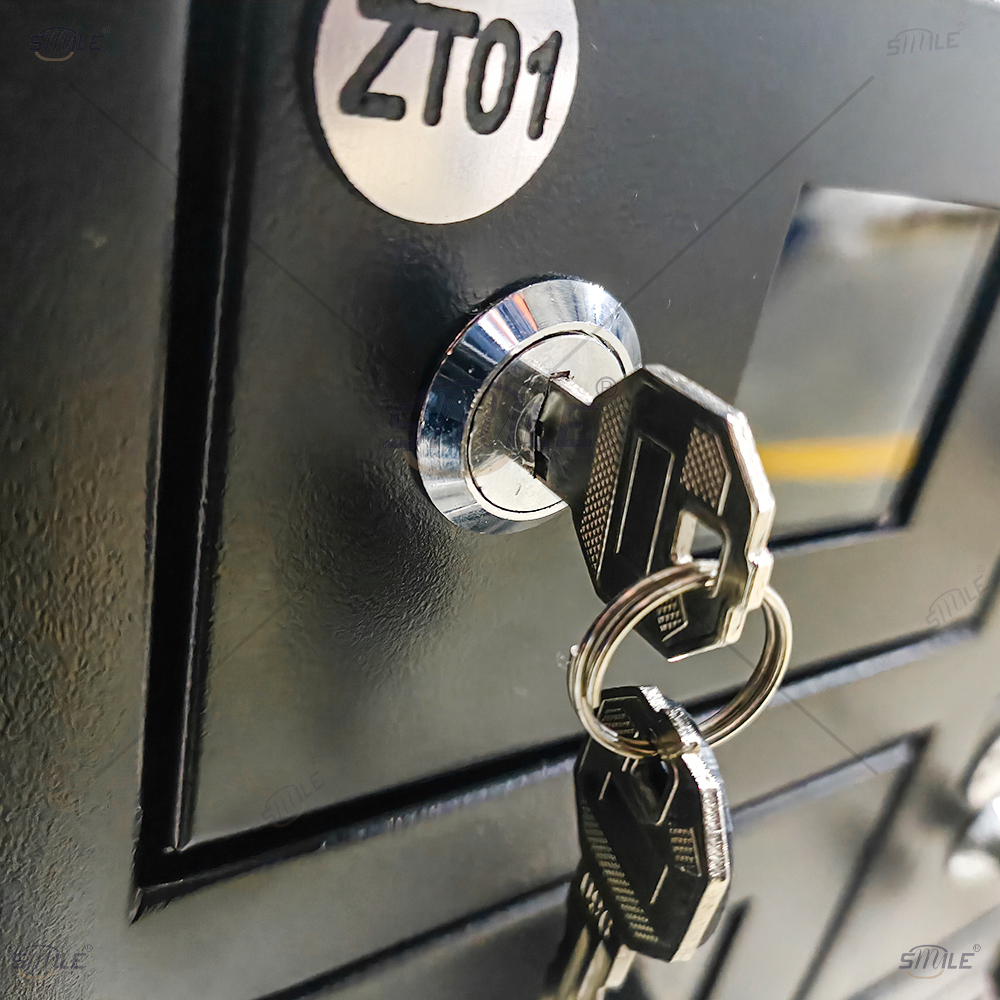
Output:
[567, 560, 793, 760]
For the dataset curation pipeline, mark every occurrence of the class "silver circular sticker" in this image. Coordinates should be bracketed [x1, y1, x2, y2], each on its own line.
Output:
[314, 0, 579, 224]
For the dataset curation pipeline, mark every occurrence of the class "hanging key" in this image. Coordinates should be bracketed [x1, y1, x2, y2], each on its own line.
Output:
[541, 685, 732, 999]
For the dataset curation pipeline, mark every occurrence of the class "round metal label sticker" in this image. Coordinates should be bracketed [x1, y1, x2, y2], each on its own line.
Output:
[314, 0, 579, 224]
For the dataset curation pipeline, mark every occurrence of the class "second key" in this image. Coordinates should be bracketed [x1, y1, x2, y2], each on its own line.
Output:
[542, 685, 732, 999]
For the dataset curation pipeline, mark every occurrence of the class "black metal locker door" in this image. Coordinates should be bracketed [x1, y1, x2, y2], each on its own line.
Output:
[4, 1, 1000, 998]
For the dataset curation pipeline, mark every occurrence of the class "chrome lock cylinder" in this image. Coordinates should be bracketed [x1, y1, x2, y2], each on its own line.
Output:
[417, 278, 641, 534]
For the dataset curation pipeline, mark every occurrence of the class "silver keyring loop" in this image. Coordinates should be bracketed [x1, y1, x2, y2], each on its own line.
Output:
[567, 560, 793, 759]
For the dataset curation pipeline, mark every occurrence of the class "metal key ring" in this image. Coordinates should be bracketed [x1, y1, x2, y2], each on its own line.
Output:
[568, 560, 793, 759]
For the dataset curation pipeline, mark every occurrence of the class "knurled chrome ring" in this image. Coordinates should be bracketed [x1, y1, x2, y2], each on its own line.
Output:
[568, 560, 793, 759]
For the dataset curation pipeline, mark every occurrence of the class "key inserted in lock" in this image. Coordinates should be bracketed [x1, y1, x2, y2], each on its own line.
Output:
[534, 364, 775, 658]
[417, 278, 775, 659]
[417, 278, 642, 534]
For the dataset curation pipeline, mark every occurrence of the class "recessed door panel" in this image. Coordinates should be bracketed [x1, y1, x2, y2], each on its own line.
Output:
[136, 0, 1000, 851]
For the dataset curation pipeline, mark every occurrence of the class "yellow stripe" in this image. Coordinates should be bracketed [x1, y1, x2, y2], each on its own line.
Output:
[758, 433, 918, 481]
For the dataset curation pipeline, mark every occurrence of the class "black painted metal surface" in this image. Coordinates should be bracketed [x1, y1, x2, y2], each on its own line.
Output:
[3, 1, 1000, 998]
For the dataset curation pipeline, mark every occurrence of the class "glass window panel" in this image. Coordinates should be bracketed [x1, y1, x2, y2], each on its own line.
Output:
[735, 186, 1000, 538]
